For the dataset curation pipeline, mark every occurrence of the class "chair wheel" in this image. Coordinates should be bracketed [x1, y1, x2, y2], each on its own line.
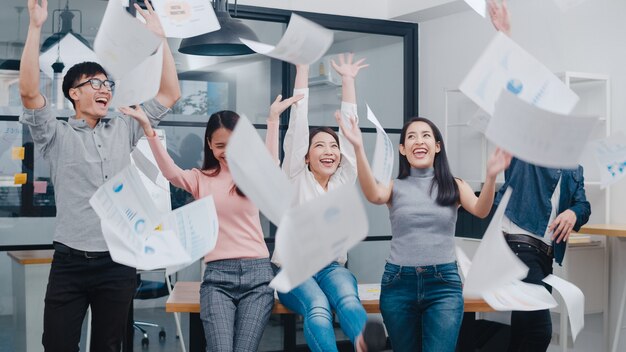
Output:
[141, 337, 149, 349]
[159, 329, 166, 342]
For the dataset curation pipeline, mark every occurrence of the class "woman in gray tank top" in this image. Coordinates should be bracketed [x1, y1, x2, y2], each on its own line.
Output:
[338, 116, 511, 352]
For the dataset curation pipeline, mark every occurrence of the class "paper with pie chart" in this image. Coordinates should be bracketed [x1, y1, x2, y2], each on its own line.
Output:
[460, 32, 579, 116]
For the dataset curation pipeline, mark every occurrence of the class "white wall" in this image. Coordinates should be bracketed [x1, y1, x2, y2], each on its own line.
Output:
[418, 0, 626, 347]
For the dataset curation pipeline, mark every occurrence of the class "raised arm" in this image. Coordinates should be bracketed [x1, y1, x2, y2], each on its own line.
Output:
[488, 0, 511, 36]
[282, 65, 310, 178]
[20, 0, 48, 109]
[457, 148, 511, 218]
[337, 112, 392, 205]
[120, 105, 200, 196]
[267, 93, 304, 164]
[331, 53, 368, 183]
[134, 1, 181, 108]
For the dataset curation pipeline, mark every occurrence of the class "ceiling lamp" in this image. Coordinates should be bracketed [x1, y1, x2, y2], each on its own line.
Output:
[178, 0, 259, 56]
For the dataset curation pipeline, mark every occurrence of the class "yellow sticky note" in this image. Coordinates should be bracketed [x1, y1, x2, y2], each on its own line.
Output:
[14, 173, 27, 185]
[11, 147, 25, 160]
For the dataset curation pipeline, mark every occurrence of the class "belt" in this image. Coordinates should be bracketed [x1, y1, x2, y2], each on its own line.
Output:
[504, 233, 553, 258]
[53, 242, 110, 259]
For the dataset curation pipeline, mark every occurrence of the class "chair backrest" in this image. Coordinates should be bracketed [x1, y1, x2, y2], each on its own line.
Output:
[135, 270, 171, 300]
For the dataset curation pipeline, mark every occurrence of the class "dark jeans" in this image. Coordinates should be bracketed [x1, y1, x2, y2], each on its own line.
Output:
[42, 248, 137, 352]
[507, 241, 554, 352]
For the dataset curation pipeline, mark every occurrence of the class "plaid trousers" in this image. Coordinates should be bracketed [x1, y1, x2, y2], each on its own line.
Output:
[200, 257, 274, 352]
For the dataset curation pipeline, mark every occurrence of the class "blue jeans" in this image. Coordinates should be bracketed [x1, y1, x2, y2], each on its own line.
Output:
[277, 262, 367, 352]
[379, 262, 463, 352]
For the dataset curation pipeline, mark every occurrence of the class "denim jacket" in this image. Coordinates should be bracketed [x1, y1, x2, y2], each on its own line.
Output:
[495, 158, 591, 265]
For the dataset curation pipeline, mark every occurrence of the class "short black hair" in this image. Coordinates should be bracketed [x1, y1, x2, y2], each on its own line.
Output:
[62, 62, 108, 109]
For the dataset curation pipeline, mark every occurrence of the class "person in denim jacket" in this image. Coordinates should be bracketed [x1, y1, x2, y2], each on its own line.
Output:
[489, 2, 591, 350]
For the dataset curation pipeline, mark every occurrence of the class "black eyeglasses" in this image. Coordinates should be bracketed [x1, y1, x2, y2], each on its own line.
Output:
[73, 78, 115, 91]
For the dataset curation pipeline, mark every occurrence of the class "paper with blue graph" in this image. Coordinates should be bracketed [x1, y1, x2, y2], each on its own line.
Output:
[270, 185, 369, 293]
[485, 90, 598, 168]
[460, 32, 578, 116]
[591, 133, 626, 188]
[90, 165, 218, 271]
[366, 105, 394, 186]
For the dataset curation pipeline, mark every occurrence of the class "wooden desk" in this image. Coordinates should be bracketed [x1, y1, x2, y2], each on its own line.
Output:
[167, 281, 494, 352]
[8, 250, 54, 352]
[580, 224, 626, 238]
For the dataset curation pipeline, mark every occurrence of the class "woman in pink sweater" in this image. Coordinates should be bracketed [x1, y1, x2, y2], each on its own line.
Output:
[121, 97, 301, 351]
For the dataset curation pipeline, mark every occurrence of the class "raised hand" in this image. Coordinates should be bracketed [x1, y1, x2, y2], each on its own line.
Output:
[28, 0, 48, 28]
[336, 110, 363, 149]
[119, 105, 153, 133]
[135, 0, 165, 39]
[269, 94, 305, 121]
[488, 0, 511, 36]
[486, 147, 512, 179]
[331, 53, 369, 79]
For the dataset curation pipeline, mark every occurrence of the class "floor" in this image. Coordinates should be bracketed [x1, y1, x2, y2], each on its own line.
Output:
[0, 310, 605, 351]
[0, 307, 349, 352]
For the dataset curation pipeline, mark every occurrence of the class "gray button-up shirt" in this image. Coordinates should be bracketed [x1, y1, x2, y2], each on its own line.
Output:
[20, 96, 169, 251]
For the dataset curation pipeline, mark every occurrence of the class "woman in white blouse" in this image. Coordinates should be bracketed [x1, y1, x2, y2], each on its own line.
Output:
[271, 55, 384, 352]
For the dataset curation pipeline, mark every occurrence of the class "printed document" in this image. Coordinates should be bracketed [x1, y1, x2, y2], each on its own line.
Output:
[366, 105, 394, 186]
[460, 32, 578, 115]
[94, 0, 161, 79]
[151, 0, 220, 38]
[240, 13, 333, 65]
[486, 90, 598, 168]
[271, 185, 368, 292]
[226, 115, 294, 226]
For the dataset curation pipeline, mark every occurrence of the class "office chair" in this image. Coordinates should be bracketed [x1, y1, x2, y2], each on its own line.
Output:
[134, 271, 186, 351]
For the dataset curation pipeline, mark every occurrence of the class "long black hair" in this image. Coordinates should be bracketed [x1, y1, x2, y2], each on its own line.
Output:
[397, 117, 459, 206]
[202, 110, 244, 197]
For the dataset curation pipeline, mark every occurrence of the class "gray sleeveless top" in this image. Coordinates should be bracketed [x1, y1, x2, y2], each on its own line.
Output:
[388, 167, 457, 266]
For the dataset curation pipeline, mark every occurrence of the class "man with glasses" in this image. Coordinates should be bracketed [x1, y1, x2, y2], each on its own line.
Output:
[19, 0, 180, 350]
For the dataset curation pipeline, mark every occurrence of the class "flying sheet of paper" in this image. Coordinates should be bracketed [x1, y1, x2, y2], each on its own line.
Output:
[94, 0, 161, 79]
[239, 13, 333, 65]
[366, 105, 394, 186]
[463, 188, 529, 297]
[460, 32, 579, 116]
[226, 115, 294, 226]
[270, 185, 368, 293]
[358, 284, 381, 301]
[552, 0, 588, 11]
[467, 109, 491, 134]
[590, 133, 626, 188]
[543, 274, 585, 341]
[110, 44, 163, 108]
[486, 90, 598, 168]
[482, 281, 557, 311]
[162, 195, 219, 274]
[151, 0, 220, 38]
[39, 33, 99, 79]
[89, 165, 182, 269]
[464, 0, 486, 17]
[131, 129, 171, 215]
